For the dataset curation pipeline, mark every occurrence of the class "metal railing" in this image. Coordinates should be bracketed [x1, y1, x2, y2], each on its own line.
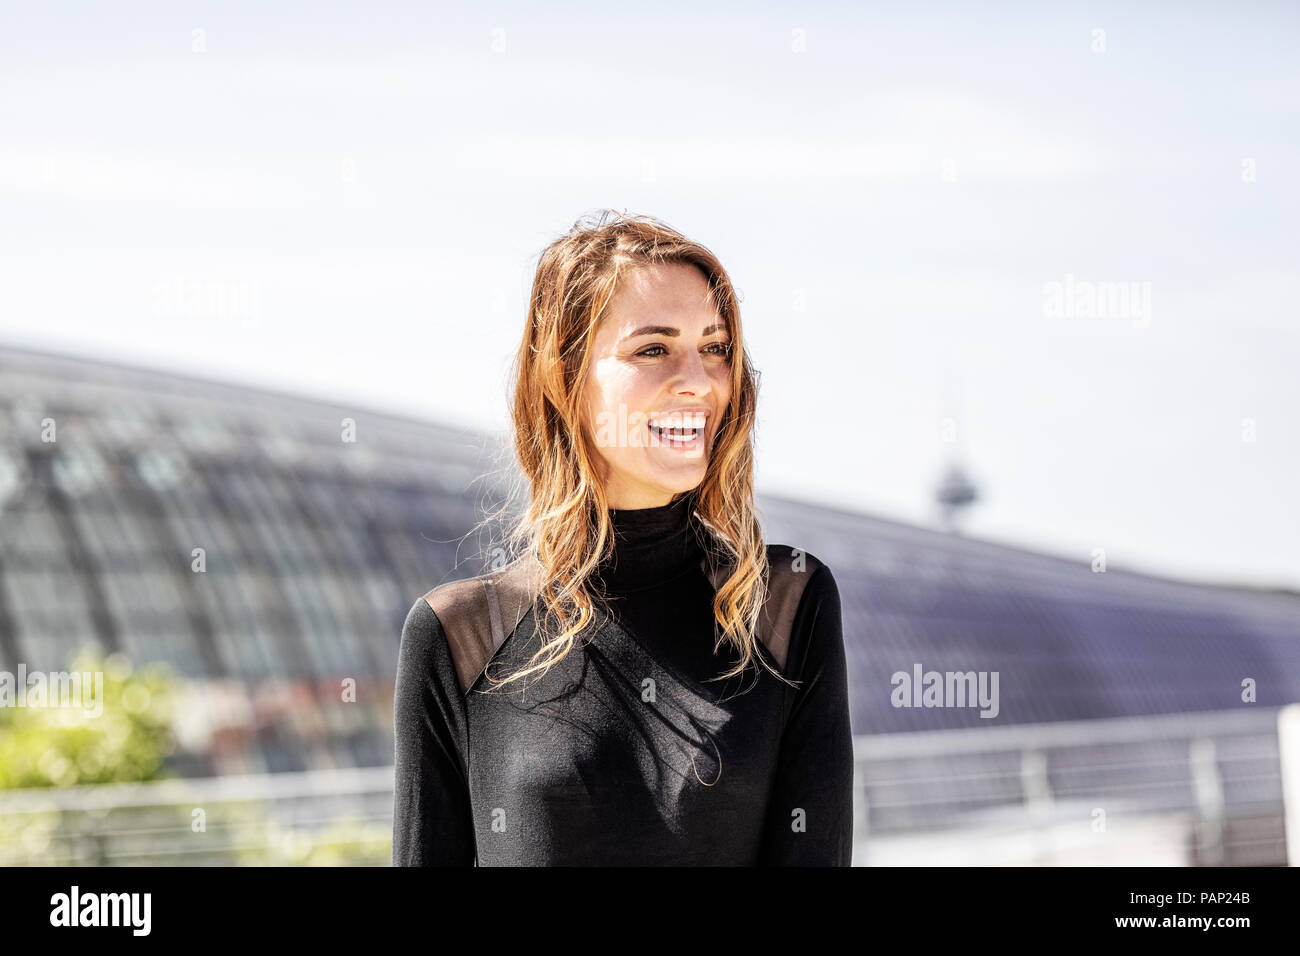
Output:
[0, 765, 395, 866]
[852, 704, 1295, 865]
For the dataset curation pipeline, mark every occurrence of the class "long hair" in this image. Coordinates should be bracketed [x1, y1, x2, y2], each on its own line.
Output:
[474, 209, 788, 694]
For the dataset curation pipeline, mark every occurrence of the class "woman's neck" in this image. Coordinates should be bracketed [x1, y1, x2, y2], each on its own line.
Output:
[593, 493, 707, 593]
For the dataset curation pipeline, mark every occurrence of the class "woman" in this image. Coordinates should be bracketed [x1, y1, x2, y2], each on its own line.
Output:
[392, 210, 853, 866]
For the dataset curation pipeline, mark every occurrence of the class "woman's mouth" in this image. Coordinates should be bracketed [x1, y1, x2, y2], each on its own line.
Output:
[647, 421, 705, 452]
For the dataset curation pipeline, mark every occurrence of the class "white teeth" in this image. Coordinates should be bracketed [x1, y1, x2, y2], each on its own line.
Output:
[648, 412, 707, 429]
[649, 423, 700, 441]
[647, 411, 707, 446]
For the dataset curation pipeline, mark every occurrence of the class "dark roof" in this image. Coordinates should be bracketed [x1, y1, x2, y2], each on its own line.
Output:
[759, 494, 1300, 733]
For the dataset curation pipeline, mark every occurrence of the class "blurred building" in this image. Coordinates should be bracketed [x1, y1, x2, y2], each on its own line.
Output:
[2, 342, 1299, 864]
[0, 342, 504, 777]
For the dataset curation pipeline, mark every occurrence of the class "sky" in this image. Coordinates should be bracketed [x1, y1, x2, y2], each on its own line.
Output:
[1, 0, 1297, 589]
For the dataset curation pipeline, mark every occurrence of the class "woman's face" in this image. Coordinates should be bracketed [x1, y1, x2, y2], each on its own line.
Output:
[580, 261, 733, 510]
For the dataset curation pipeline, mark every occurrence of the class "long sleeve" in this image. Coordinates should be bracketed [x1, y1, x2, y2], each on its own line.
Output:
[757, 562, 855, 865]
[392, 597, 476, 866]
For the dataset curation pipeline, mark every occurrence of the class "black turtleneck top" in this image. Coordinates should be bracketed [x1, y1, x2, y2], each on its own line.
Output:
[392, 494, 853, 865]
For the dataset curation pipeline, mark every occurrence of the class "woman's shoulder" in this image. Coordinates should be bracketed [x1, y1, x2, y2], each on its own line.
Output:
[715, 542, 836, 675]
[760, 544, 844, 687]
[408, 556, 545, 695]
[705, 539, 835, 612]
[763, 542, 831, 577]
[418, 569, 492, 625]
[761, 542, 837, 610]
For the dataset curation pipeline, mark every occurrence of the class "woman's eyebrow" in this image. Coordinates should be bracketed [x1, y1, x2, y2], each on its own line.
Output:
[621, 322, 726, 341]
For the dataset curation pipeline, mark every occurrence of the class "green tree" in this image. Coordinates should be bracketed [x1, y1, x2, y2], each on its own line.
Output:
[0, 648, 177, 790]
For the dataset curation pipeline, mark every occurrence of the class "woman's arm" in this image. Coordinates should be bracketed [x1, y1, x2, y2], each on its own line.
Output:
[757, 562, 855, 866]
[392, 598, 476, 866]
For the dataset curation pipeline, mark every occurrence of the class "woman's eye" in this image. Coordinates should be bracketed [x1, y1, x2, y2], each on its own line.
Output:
[636, 342, 732, 358]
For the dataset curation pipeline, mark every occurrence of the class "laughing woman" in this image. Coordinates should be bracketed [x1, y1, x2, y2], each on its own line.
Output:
[392, 210, 853, 866]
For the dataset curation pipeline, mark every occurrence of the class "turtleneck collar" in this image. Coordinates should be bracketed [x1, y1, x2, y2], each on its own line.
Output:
[593, 492, 708, 594]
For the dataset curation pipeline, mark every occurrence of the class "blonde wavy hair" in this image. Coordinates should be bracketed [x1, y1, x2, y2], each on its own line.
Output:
[472, 209, 790, 695]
